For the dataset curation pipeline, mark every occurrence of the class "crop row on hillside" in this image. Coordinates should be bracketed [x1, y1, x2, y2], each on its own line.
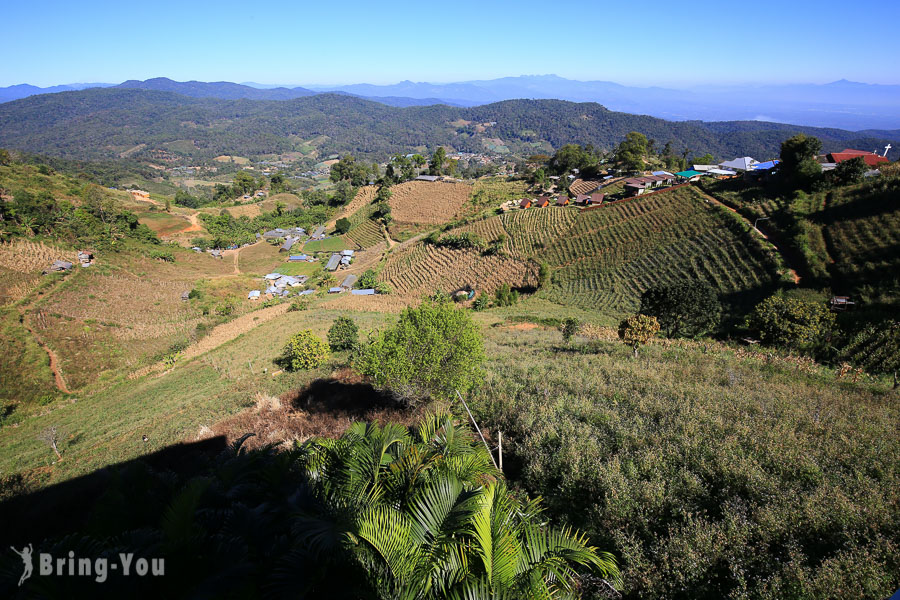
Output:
[539, 187, 781, 314]
[818, 177, 900, 295]
[388, 181, 471, 224]
[345, 218, 384, 249]
[0, 240, 78, 304]
[380, 243, 536, 297]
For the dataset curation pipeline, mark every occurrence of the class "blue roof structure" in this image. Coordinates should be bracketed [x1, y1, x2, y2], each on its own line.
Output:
[351, 289, 376, 295]
[752, 160, 780, 171]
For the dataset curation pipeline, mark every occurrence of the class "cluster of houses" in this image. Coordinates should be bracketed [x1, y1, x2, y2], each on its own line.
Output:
[248, 272, 315, 300]
[46, 251, 94, 274]
[325, 250, 355, 271]
[817, 147, 890, 173]
[329, 273, 377, 295]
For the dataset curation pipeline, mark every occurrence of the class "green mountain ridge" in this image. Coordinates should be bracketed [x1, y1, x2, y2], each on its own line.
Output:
[0, 88, 897, 164]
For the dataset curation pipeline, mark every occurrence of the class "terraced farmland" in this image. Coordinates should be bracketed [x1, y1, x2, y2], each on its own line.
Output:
[384, 186, 782, 316]
[0, 240, 78, 304]
[389, 181, 471, 224]
[539, 187, 782, 314]
[818, 177, 900, 293]
[345, 218, 385, 249]
[380, 243, 536, 297]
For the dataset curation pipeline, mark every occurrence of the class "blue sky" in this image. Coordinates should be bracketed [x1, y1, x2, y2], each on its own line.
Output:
[4, 0, 898, 87]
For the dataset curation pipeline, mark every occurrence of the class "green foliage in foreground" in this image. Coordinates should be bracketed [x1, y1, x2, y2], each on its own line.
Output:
[355, 300, 484, 403]
[0, 414, 618, 597]
[472, 327, 900, 600]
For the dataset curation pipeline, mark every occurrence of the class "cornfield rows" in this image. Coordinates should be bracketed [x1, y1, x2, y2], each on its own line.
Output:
[389, 181, 472, 224]
[0, 239, 78, 273]
[820, 178, 900, 288]
[378, 186, 781, 313]
[539, 187, 781, 313]
[0, 240, 79, 304]
[380, 243, 536, 297]
[345, 219, 384, 249]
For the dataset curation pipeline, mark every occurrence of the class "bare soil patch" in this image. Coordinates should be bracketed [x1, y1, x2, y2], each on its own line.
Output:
[206, 368, 423, 450]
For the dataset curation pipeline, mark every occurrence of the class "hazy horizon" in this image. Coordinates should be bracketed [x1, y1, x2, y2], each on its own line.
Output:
[6, 0, 899, 88]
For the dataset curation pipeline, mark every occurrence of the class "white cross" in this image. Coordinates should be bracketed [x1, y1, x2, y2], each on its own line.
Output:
[885, 144, 892, 157]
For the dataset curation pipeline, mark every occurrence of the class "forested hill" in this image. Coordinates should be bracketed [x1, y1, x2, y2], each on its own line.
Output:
[0, 87, 897, 163]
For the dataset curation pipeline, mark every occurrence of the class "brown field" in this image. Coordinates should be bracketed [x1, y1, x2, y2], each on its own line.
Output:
[138, 211, 195, 237]
[330, 185, 377, 226]
[319, 292, 412, 313]
[233, 241, 284, 275]
[0, 240, 79, 304]
[388, 181, 472, 224]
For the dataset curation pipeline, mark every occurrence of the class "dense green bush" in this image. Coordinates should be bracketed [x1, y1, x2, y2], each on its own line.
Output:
[280, 329, 329, 371]
[745, 294, 835, 351]
[327, 316, 359, 351]
[494, 284, 519, 307]
[355, 300, 484, 403]
[639, 281, 721, 338]
[335, 217, 351, 234]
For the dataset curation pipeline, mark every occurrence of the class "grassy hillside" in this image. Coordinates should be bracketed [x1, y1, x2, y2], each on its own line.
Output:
[1, 304, 896, 598]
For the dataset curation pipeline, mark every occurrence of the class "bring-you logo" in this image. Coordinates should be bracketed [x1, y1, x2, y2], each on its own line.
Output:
[9, 545, 164, 586]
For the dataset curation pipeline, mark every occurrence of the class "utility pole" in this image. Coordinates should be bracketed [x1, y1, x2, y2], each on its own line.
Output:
[456, 390, 498, 470]
[498, 430, 503, 472]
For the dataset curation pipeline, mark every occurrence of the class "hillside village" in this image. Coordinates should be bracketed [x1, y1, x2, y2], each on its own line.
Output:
[1, 125, 898, 600]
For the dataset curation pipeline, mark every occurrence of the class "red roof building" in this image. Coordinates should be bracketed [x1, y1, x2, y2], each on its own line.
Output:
[827, 149, 889, 167]
[519, 198, 532, 209]
[535, 197, 550, 208]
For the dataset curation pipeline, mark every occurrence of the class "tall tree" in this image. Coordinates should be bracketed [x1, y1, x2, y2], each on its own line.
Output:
[429, 147, 447, 176]
[615, 132, 649, 172]
[779, 134, 823, 191]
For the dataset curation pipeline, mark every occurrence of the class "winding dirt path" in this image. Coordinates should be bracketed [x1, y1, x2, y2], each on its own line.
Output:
[22, 318, 70, 394]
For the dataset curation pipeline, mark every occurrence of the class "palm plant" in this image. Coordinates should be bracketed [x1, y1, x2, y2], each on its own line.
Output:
[292, 414, 620, 599]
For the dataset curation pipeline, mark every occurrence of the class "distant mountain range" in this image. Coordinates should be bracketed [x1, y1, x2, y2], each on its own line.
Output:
[0, 87, 896, 166]
[1, 75, 898, 130]
[303, 75, 900, 131]
[0, 78, 462, 109]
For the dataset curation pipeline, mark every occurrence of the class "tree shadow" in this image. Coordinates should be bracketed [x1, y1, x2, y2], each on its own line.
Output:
[284, 377, 398, 415]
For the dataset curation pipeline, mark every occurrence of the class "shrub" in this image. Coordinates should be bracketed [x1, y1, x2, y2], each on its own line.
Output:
[281, 330, 329, 371]
[745, 294, 835, 351]
[357, 269, 379, 289]
[561, 317, 581, 344]
[618, 314, 660, 357]
[328, 317, 359, 351]
[355, 300, 484, 403]
[214, 300, 236, 316]
[472, 293, 491, 311]
[494, 283, 519, 307]
[187, 288, 202, 300]
[335, 217, 351, 234]
[639, 281, 721, 338]
[288, 297, 310, 312]
[149, 249, 175, 262]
